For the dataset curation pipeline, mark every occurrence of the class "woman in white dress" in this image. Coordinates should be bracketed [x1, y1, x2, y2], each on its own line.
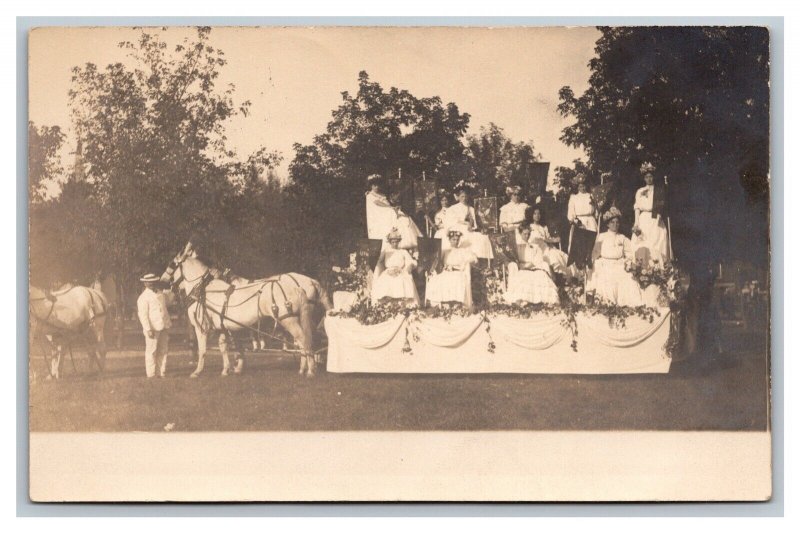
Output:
[364, 174, 422, 250]
[440, 184, 494, 259]
[567, 173, 598, 255]
[631, 162, 670, 264]
[425, 229, 478, 308]
[505, 223, 560, 305]
[590, 207, 643, 307]
[499, 185, 530, 242]
[371, 228, 420, 305]
[529, 206, 572, 277]
[431, 189, 451, 239]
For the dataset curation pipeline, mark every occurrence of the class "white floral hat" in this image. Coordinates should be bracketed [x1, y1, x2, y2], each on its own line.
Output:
[602, 206, 623, 222]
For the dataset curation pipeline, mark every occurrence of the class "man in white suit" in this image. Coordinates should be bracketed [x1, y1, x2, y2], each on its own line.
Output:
[137, 273, 172, 378]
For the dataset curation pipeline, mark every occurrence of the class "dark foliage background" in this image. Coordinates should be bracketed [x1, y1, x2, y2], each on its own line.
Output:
[29, 26, 770, 311]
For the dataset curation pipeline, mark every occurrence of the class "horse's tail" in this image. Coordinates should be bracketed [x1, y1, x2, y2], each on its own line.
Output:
[311, 278, 333, 312]
[85, 287, 109, 320]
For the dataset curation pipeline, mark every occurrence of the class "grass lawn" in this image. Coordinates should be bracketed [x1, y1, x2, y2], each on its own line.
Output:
[29, 327, 768, 432]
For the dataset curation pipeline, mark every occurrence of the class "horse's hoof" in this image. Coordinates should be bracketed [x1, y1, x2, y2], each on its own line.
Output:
[190, 373, 200, 379]
[305, 372, 316, 379]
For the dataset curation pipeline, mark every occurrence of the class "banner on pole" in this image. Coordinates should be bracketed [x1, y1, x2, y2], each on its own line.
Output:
[414, 180, 438, 218]
[567, 227, 597, 269]
[488, 231, 519, 265]
[474, 197, 498, 232]
[417, 237, 442, 274]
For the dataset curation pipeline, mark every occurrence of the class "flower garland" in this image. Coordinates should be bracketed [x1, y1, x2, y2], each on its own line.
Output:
[453, 179, 479, 193]
[330, 266, 367, 293]
[624, 259, 684, 305]
[583, 296, 661, 329]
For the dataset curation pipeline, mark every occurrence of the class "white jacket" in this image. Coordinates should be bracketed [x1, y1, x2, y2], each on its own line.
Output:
[137, 288, 172, 333]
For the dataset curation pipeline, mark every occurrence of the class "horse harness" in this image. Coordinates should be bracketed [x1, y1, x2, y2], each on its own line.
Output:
[174, 259, 305, 335]
[29, 285, 107, 334]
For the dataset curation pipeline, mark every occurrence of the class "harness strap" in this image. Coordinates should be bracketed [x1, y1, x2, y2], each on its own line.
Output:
[220, 284, 236, 330]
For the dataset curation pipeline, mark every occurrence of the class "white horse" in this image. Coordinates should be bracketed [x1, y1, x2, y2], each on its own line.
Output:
[160, 243, 332, 378]
[29, 284, 109, 379]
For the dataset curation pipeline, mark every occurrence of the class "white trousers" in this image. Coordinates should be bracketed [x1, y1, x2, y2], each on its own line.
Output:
[144, 330, 170, 377]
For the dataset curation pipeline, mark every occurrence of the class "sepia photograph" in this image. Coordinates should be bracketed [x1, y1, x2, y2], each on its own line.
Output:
[26, 24, 772, 502]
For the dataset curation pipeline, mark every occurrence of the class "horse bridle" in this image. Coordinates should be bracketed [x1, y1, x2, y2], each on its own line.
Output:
[166, 254, 210, 289]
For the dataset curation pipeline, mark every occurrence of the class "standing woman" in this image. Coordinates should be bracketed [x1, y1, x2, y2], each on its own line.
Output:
[567, 173, 598, 252]
[631, 162, 670, 264]
[442, 182, 494, 259]
[365, 174, 421, 250]
[499, 185, 530, 240]
[431, 189, 451, 241]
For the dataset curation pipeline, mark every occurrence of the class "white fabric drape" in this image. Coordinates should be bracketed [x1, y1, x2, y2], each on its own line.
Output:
[410, 314, 485, 347]
[490, 315, 566, 350]
[576, 309, 670, 348]
[326, 316, 406, 349]
[325, 309, 672, 374]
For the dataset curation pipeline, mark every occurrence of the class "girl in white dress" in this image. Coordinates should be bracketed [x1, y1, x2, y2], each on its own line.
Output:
[529, 206, 572, 277]
[590, 208, 644, 307]
[364, 174, 422, 250]
[499, 185, 531, 242]
[371, 228, 420, 305]
[505, 223, 560, 305]
[426, 229, 478, 308]
[439, 185, 494, 258]
[631, 162, 670, 264]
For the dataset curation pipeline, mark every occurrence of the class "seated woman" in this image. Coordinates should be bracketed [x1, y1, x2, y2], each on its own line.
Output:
[499, 185, 530, 242]
[371, 228, 420, 305]
[505, 223, 560, 305]
[436, 183, 494, 259]
[365, 174, 422, 250]
[590, 207, 643, 307]
[425, 228, 478, 308]
[529, 206, 573, 278]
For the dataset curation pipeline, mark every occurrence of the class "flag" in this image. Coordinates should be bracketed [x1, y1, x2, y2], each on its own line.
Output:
[488, 231, 519, 265]
[525, 162, 550, 200]
[357, 238, 384, 272]
[414, 180, 437, 217]
[388, 178, 415, 215]
[417, 237, 442, 274]
[567, 227, 597, 269]
[591, 181, 614, 212]
[474, 197, 498, 232]
[652, 183, 668, 219]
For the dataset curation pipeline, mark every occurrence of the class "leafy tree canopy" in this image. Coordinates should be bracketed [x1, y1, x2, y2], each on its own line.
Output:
[557, 26, 769, 268]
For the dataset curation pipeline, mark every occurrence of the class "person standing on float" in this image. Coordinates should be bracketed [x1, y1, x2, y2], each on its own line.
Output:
[499, 185, 530, 242]
[631, 161, 670, 264]
[566, 173, 598, 254]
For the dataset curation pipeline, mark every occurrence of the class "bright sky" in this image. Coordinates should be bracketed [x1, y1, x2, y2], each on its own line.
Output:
[29, 26, 599, 186]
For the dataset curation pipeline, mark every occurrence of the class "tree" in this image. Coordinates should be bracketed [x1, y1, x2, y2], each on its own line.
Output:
[466, 123, 540, 197]
[287, 71, 472, 273]
[28, 122, 65, 203]
[557, 26, 769, 268]
[64, 27, 280, 295]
